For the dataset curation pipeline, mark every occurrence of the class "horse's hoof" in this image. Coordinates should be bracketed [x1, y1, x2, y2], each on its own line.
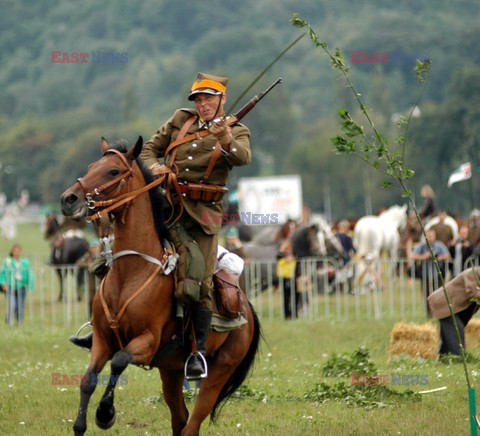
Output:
[95, 406, 116, 429]
[73, 422, 86, 436]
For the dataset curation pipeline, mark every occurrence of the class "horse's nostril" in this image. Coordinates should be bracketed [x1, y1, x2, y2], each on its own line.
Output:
[65, 193, 79, 205]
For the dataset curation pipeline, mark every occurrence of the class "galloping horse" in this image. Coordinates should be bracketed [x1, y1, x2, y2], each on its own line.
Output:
[60, 137, 260, 436]
[353, 204, 408, 291]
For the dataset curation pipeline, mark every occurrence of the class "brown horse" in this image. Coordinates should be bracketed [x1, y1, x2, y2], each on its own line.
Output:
[60, 137, 261, 436]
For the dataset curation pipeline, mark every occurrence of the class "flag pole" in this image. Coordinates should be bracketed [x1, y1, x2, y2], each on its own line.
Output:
[469, 174, 474, 211]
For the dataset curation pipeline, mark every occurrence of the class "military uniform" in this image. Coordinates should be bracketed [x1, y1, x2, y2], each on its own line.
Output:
[141, 108, 250, 311]
[141, 109, 250, 233]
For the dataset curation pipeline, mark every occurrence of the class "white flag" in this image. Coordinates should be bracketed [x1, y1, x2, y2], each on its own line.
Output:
[447, 162, 472, 188]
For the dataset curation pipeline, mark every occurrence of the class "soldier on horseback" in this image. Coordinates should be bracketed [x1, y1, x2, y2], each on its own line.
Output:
[70, 72, 251, 380]
[142, 72, 251, 379]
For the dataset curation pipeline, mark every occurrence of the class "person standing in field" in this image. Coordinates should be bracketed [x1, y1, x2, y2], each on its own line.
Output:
[0, 244, 35, 325]
[276, 239, 297, 319]
[418, 184, 436, 221]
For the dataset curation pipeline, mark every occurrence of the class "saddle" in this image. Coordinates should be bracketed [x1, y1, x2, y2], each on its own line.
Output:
[212, 269, 245, 320]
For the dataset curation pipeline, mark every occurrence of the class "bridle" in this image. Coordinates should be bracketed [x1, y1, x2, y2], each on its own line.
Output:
[75, 147, 173, 267]
[77, 148, 152, 223]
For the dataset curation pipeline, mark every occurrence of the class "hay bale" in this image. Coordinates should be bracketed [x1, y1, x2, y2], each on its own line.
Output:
[465, 318, 480, 349]
[388, 322, 439, 361]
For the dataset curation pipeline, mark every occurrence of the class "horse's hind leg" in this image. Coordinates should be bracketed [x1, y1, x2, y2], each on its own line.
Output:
[73, 341, 110, 436]
[76, 268, 86, 301]
[181, 346, 245, 436]
[57, 269, 64, 302]
[160, 368, 189, 436]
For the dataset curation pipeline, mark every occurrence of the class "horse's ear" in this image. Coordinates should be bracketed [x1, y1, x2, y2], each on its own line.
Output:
[100, 137, 109, 153]
[127, 136, 143, 160]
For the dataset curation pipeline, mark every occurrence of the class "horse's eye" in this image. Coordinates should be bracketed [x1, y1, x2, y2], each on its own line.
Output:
[109, 169, 121, 177]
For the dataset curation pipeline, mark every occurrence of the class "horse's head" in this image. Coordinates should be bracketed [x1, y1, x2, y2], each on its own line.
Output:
[312, 217, 343, 257]
[44, 213, 60, 239]
[60, 136, 143, 220]
[380, 204, 408, 231]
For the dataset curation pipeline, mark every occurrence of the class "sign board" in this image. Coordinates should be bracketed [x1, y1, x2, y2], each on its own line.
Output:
[237, 175, 303, 224]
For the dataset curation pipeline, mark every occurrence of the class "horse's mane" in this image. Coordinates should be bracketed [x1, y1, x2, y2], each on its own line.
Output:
[109, 141, 170, 242]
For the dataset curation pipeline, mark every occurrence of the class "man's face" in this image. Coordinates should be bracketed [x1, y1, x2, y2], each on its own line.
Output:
[193, 93, 226, 122]
[459, 226, 469, 239]
[425, 230, 436, 243]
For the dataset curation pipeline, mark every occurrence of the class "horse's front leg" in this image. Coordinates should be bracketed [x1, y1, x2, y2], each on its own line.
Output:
[73, 339, 111, 436]
[95, 332, 157, 430]
[95, 348, 131, 429]
[160, 367, 189, 436]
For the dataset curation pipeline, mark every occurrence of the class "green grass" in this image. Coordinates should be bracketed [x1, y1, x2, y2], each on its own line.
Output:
[1, 222, 478, 435]
[0, 318, 479, 435]
[0, 221, 51, 256]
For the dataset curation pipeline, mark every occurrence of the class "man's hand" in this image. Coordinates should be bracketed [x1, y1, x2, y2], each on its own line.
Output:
[149, 163, 169, 176]
[209, 119, 233, 148]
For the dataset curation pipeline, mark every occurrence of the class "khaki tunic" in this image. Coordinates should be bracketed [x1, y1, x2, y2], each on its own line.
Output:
[427, 267, 480, 319]
[140, 108, 251, 235]
[140, 108, 251, 309]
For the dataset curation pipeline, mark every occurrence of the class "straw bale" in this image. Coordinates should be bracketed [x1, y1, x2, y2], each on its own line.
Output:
[388, 322, 439, 361]
[465, 318, 480, 350]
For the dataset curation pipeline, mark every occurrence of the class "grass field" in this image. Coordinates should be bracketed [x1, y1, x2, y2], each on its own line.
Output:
[1, 318, 479, 435]
[0, 222, 479, 435]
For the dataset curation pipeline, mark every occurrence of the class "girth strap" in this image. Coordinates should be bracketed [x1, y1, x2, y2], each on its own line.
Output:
[112, 250, 166, 268]
[149, 334, 183, 367]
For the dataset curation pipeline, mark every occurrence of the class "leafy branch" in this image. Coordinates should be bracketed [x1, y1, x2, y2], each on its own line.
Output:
[291, 13, 475, 398]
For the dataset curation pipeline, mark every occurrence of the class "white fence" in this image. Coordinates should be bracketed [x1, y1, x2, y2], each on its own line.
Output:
[2, 256, 95, 326]
[2, 255, 478, 326]
[243, 256, 479, 322]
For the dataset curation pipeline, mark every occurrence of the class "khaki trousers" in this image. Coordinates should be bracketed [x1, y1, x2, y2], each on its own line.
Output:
[181, 215, 217, 311]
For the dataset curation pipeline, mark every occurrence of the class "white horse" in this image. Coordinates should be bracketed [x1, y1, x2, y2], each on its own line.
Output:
[353, 204, 408, 291]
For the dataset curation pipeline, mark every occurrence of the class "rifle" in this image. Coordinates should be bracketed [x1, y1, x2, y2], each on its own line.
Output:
[226, 77, 283, 124]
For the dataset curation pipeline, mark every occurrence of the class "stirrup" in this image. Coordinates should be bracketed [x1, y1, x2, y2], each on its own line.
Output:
[70, 321, 92, 352]
[184, 352, 208, 381]
[75, 321, 92, 337]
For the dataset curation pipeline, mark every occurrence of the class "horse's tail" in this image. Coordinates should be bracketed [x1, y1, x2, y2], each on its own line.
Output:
[210, 301, 262, 422]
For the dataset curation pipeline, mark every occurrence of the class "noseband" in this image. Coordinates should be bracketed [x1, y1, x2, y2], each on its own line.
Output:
[77, 148, 136, 219]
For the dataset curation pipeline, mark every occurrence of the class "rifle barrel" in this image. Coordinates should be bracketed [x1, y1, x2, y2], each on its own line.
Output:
[232, 77, 282, 121]
[258, 77, 283, 100]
